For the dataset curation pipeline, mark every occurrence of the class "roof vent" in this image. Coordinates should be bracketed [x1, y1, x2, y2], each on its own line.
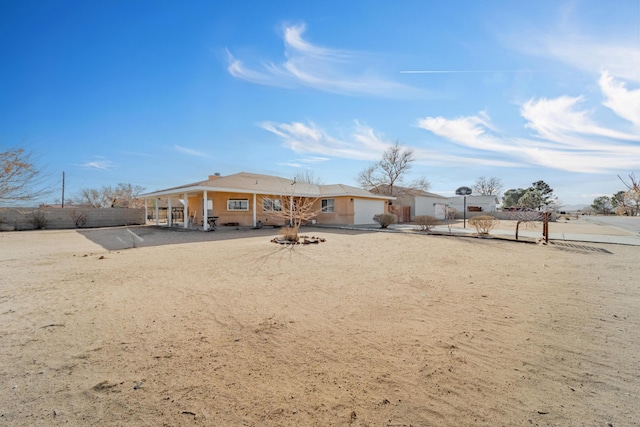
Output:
[208, 173, 222, 180]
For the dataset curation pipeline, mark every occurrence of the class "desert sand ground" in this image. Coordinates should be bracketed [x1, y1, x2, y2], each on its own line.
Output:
[0, 220, 639, 426]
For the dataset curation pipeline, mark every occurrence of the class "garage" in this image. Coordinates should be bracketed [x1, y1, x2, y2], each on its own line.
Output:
[353, 199, 385, 225]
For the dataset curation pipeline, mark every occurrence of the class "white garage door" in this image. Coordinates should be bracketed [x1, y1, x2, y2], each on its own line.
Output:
[353, 199, 385, 225]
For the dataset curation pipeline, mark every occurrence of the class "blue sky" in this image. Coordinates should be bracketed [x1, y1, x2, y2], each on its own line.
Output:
[1, 0, 638, 206]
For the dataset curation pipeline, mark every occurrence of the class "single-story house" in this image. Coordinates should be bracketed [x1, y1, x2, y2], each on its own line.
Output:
[140, 172, 394, 230]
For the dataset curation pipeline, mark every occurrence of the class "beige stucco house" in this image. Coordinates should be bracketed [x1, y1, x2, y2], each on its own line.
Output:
[140, 172, 394, 230]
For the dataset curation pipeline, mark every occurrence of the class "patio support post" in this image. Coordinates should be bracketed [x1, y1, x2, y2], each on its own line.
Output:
[203, 191, 208, 231]
[183, 193, 189, 229]
[290, 195, 294, 226]
[168, 197, 172, 227]
[252, 193, 257, 227]
[155, 198, 159, 226]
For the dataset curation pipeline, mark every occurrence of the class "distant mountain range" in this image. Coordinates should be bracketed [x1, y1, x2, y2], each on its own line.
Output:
[559, 204, 590, 212]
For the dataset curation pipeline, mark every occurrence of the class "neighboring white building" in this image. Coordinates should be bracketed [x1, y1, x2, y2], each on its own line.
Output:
[415, 194, 498, 219]
[414, 193, 450, 219]
[446, 195, 498, 214]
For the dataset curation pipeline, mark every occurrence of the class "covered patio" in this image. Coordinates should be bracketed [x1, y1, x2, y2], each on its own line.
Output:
[143, 187, 265, 231]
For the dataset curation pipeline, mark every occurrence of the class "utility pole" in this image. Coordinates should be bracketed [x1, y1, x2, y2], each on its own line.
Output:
[61, 171, 65, 208]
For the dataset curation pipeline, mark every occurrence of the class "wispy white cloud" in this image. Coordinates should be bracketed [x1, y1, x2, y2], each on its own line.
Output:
[503, 11, 640, 82]
[521, 95, 638, 144]
[278, 162, 303, 168]
[227, 23, 420, 97]
[417, 73, 640, 174]
[599, 71, 640, 128]
[77, 158, 114, 171]
[541, 38, 639, 83]
[259, 120, 388, 161]
[300, 156, 330, 164]
[174, 145, 210, 158]
[278, 156, 330, 169]
[261, 119, 521, 168]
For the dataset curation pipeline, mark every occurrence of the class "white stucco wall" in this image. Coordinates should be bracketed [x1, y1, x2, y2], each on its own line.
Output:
[415, 196, 448, 217]
[447, 196, 497, 213]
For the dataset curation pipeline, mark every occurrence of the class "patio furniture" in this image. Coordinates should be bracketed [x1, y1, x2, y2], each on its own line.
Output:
[207, 216, 218, 231]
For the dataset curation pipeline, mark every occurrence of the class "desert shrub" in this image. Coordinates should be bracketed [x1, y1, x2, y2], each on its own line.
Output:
[373, 213, 397, 229]
[279, 226, 300, 242]
[445, 207, 457, 221]
[468, 215, 497, 235]
[26, 209, 49, 229]
[69, 209, 87, 228]
[414, 215, 439, 231]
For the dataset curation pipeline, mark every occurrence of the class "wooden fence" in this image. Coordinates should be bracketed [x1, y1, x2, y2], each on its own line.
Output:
[389, 205, 411, 223]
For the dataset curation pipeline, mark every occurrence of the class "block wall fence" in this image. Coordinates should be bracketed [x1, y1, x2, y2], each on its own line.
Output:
[454, 211, 557, 221]
[0, 208, 145, 231]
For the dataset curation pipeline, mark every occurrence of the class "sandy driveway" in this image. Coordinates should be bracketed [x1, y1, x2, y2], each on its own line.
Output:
[1, 224, 638, 426]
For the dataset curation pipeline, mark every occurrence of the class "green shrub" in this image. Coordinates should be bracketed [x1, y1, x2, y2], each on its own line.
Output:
[373, 213, 397, 229]
[414, 215, 439, 231]
[468, 215, 497, 235]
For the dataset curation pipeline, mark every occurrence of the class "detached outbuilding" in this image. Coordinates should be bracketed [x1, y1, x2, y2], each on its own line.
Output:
[446, 195, 499, 214]
[140, 172, 394, 230]
[414, 194, 499, 220]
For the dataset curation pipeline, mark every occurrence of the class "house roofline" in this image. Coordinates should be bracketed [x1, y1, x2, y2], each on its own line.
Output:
[141, 186, 395, 200]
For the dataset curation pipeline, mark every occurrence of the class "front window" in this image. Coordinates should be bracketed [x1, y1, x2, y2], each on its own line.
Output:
[227, 199, 249, 211]
[263, 198, 282, 211]
[321, 198, 335, 213]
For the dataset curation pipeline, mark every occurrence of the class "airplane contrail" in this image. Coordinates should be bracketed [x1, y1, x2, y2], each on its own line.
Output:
[400, 70, 538, 74]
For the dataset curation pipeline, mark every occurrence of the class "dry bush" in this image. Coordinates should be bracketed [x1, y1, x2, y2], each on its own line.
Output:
[373, 213, 397, 229]
[446, 207, 457, 221]
[413, 215, 439, 231]
[26, 209, 48, 229]
[468, 215, 497, 235]
[69, 209, 87, 228]
[279, 226, 299, 242]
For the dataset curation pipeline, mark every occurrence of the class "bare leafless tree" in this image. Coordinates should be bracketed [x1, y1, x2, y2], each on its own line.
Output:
[74, 183, 145, 208]
[473, 176, 503, 197]
[618, 173, 640, 215]
[624, 189, 640, 216]
[75, 188, 112, 208]
[0, 147, 52, 205]
[408, 176, 431, 192]
[618, 172, 640, 193]
[357, 141, 422, 196]
[260, 194, 319, 242]
[513, 211, 541, 240]
[294, 170, 324, 185]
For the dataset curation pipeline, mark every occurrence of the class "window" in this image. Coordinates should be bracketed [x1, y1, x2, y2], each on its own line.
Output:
[227, 199, 249, 211]
[321, 198, 335, 213]
[203, 199, 213, 217]
[263, 198, 282, 211]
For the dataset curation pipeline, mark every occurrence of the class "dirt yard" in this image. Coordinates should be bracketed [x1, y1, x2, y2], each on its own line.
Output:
[1, 223, 639, 426]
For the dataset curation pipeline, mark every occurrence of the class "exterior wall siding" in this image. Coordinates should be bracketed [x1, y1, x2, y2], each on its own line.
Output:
[178, 193, 366, 226]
